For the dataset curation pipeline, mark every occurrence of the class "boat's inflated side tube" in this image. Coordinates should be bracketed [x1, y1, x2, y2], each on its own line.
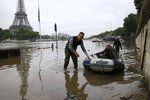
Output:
[83, 59, 91, 69]
[83, 58, 125, 72]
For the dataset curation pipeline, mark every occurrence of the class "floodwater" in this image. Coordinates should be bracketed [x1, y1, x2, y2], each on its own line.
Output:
[0, 41, 149, 100]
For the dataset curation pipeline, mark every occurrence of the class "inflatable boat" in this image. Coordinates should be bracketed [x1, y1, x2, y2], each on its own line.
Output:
[83, 56, 125, 73]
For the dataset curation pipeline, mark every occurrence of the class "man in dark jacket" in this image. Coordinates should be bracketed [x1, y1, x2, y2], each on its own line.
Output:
[95, 44, 118, 59]
[113, 37, 122, 53]
[64, 32, 90, 69]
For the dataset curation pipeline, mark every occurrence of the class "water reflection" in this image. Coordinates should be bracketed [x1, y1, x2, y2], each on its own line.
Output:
[38, 47, 45, 92]
[16, 49, 31, 100]
[0, 41, 148, 99]
[0, 56, 21, 70]
[64, 71, 88, 100]
[0, 48, 30, 100]
[83, 69, 124, 86]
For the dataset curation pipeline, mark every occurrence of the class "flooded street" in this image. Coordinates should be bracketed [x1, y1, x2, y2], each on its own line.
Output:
[0, 41, 149, 100]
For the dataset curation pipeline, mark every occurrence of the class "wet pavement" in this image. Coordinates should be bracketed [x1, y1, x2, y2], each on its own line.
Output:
[0, 41, 149, 100]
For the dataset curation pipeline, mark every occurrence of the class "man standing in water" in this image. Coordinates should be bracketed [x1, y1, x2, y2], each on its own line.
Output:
[113, 37, 122, 53]
[64, 32, 90, 70]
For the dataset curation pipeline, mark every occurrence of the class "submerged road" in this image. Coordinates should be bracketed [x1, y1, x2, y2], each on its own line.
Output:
[0, 40, 149, 100]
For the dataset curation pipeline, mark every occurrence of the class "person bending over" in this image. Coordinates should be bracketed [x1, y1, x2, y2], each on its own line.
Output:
[64, 32, 90, 69]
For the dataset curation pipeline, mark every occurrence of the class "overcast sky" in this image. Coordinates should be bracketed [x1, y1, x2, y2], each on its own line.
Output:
[0, 0, 136, 37]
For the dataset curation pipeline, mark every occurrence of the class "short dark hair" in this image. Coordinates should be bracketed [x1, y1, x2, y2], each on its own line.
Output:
[78, 32, 84, 36]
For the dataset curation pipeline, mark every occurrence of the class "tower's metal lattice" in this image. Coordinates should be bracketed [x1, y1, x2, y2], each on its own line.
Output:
[9, 0, 33, 31]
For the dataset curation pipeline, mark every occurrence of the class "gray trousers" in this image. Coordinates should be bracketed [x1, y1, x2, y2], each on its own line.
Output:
[64, 48, 78, 69]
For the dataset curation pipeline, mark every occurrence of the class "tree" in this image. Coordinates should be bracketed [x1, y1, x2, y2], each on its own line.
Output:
[123, 13, 139, 38]
[15, 29, 39, 40]
[134, 0, 143, 15]
[0, 28, 14, 40]
[0, 28, 3, 41]
[2, 29, 13, 40]
[0, 27, 2, 31]
[113, 27, 128, 36]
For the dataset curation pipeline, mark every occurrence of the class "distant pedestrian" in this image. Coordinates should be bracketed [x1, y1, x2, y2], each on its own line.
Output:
[64, 32, 90, 70]
[51, 43, 54, 49]
[113, 37, 122, 53]
[51, 43, 54, 51]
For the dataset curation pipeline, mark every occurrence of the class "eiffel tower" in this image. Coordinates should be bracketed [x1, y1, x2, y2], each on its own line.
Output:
[9, 0, 33, 31]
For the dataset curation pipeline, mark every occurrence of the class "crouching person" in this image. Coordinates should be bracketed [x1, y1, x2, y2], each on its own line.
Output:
[95, 44, 118, 59]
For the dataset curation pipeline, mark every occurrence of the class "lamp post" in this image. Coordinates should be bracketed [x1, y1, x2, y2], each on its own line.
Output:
[54, 23, 58, 49]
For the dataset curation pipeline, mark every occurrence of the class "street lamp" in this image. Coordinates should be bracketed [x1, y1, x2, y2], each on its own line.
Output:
[54, 23, 58, 49]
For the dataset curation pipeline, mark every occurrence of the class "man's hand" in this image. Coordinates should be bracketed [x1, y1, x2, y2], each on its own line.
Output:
[75, 52, 79, 57]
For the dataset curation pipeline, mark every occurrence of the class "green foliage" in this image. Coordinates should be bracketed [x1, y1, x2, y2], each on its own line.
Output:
[0, 28, 39, 40]
[0, 27, 2, 31]
[3, 29, 13, 39]
[0, 28, 13, 40]
[134, 0, 143, 15]
[0, 28, 3, 40]
[88, 31, 112, 39]
[15, 29, 39, 40]
[123, 13, 138, 35]
[41, 35, 51, 39]
[101, 31, 110, 36]
[112, 27, 128, 36]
